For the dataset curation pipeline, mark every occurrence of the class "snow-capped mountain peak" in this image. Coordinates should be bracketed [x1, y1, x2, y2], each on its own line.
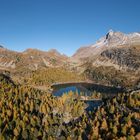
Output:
[106, 29, 114, 38]
[91, 30, 140, 49]
[73, 30, 140, 60]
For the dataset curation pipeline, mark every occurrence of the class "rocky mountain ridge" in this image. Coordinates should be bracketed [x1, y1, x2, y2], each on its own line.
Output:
[0, 30, 140, 89]
[0, 30, 139, 71]
[72, 30, 140, 61]
[70, 30, 140, 89]
[0, 47, 68, 71]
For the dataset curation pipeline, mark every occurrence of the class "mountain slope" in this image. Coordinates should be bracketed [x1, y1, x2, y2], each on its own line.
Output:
[72, 30, 140, 90]
[0, 47, 68, 71]
[72, 30, 140, 62]
[0, 47, 69, 84]
[0, 30, 140, 89]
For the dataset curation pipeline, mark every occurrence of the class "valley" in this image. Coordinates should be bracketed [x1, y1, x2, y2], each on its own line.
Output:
[0, 30, 140, 139]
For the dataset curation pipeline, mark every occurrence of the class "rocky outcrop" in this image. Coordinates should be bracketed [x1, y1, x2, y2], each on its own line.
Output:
[101, 46, 140, 70]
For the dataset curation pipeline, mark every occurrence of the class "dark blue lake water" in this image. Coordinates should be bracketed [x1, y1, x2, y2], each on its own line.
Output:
[53, 86, 103, 111]
[84, 100, 103, 111]
[53, 86, 90, 96]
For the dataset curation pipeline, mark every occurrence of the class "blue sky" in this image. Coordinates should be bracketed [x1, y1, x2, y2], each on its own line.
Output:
[0, 0, 139, 56]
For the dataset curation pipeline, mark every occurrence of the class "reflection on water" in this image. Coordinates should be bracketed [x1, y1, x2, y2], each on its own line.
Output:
[53, 85, 103, 111]
[52, 82, 124, 94]
[52, 82, 124, 111]
[53, 86, 90, 96]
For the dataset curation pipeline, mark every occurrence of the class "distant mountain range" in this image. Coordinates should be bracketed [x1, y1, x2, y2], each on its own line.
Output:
[0, 47, 67, 70]
[72, 29, 140, 61]
[0, 29, 140, 89]
[71, 30, 140, 90]
[71, 30, 140, 70]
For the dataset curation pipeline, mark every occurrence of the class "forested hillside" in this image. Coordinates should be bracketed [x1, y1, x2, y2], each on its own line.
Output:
[24, 67, 84, 86]
[0, 74, 139, 139]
